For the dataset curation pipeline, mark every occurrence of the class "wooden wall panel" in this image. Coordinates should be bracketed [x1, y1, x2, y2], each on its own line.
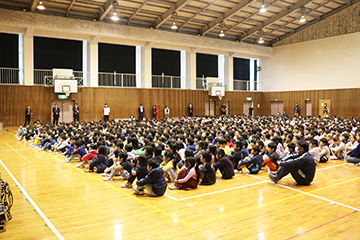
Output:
[2, 84, 360, 127]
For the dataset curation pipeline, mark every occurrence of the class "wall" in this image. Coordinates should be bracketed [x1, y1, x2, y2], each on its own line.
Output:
[0, 85, 262, 126]
[261, 32, 360, 91]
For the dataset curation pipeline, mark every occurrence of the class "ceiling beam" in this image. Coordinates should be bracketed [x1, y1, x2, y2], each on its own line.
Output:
[66, 0, 76, 17]
[240, 0, 313, 41]
[99, 0, 114, 21]
[154, 0, 192, 28]
[200, 0, 254, 35]
[30, 0, 40, 11]
[179, 0, 218, 30]
[271, 0, 360, 45]
[128, 0, 150, 23]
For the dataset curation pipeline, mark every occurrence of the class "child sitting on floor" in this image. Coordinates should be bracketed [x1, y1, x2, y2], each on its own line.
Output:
[85, 145, 109, 173]
[121, 155, 149, 188]
[199, 151, 216, 186]
[237, 146, 263, 174]
[160, 151, 179, 182]
[103, 151, 132, 181]
[133, 159, 167, 196]
[64, 140, 87, 163]
[169, 157, 201, 190]
[262, 142, 280, 171]
[319, 138, 330, 163]
[76, 144, 98, 168]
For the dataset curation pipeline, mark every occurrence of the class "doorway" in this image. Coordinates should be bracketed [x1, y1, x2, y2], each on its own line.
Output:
[319, 99, 331, 117]
[243, 101, 254, 116]
[205, 101, 216, 116]
[305, 100, 312, 116]
[270, 101, 284, 116]
[51, 100, 74, 123]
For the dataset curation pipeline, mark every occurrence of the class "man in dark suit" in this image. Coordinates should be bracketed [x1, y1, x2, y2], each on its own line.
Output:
[188, 103, 193, 117]
[25, 105, 32, 126]
[220, 103, 227, 115]
[73, 103, 80, 123]
[53, 103, 60, 125]
[138, 104, 145, 120]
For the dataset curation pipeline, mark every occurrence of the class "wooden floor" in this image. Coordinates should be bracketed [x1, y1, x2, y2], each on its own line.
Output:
[1, 128, 360, 240]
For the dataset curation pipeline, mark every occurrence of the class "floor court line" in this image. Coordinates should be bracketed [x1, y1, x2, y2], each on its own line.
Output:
[43, 152, 192, 226]
[285, 211, 358, 240]
[3, 142, 32, 163]
[0, 159, 65, 240]
[179, 180, 268, 201]
[0, 149, 34, 152]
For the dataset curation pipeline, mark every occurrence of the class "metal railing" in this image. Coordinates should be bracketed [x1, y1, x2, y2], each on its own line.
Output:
[34, 69, 89, 86]
[0, 68, 23, 84]
[152, 75, 182, 89]
[98, 72, 138, 87]
[233, 80, 260, 91]
[34, 69, 53, 85]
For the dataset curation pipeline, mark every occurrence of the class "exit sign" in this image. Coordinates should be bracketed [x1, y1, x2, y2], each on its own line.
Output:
[246, 97, 252, 101]
[58, 95, 68, 99]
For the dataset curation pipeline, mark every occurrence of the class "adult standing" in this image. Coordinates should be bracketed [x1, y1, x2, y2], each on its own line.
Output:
[103, 103, 110, 122]
[164, 106, 170, 119]
[323, 103, 329, 117]
[268, 141, 316, 185]
[25, 105, 32, 126]
[152, 105, 157, 119]
[138, 104, 145, 121]
[188, 103, 193, 117]
[73, 103, 80, 123]
[249, 105, 254, 117]
[220, 103, 227, 115]
[53, 103, 60, 125]
[294, 104, 300, 117]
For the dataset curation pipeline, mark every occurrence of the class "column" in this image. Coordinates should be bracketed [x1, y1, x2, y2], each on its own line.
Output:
[250, 59, 255, 91]
[186, 50, 196, 90]
[18, 34, 24, 84]
[23, 34, 34, 85]
[141, 46, 152, 88]
[136, 46, 142, 88]
[224, 55, 233, 91]
[82, 41, 88, 86]
[88, 41, 98, 87]
[218, 54, 224, 85]
[180, 50, 186, 89]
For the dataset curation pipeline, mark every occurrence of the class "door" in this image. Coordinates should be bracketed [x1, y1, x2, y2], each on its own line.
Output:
[270, 101, 284, 116]
[319, 99, 331, 117]
[305, 100, 312, 116]
[51, 100, 74, 123]
[205, 101, 216, 116]
[243, 101, 254, 116]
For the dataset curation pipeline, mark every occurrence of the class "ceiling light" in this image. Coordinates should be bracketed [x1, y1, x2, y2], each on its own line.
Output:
[259, 4, 267, 13]
[111, 12, 119, 21]
[37, 1, 46, 10]
[299, 7, 306, 23]
[258, 37, 264, 44]
[219, 21, 225, 37]
[171, 22, 178, 30]
[219, 30, 225, 37]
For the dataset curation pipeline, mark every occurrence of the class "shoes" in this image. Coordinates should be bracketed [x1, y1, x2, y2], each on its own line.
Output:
[234, 169, 243, 174]
[133, 189, 145, 195]
[84, 169, 94, 173]
[101, 173, 109, 177]
[53, 152, 58, 154]
[268, 169, 278, 184]
[38, 148, 43, 151]
[48, 150, 52, 153]
[104, 167, 111, 173]
[121, 182, 132, 188]
[64, 158, 72, 163]
[76, 162, 85, 168]
[103, 177, 113, 181]
[356, 163, 360, 167]
[169, 185, 179, 190]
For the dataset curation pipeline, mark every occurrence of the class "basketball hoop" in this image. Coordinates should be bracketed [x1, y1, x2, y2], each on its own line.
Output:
[216, 90, 222, 100]
[64, 91, 70, 97]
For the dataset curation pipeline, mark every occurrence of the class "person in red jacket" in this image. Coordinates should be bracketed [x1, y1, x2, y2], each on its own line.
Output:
[76, 144, 98, 168]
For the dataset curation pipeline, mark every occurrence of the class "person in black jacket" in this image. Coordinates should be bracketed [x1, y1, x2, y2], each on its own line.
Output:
[138, 104, 145, 121]
[152, 105, 157, 119]
[122, 155, 149, 188]
[134, 159, 167, 196]
[213, 148, 234, 179]
[199, 151, 216, 185]
[73, 103, 80, 123]
[228, 141, 243, 169]
[268, 141, 316, 185]
[188, 103, 193, 117]
[25, 105, 32, 126]
[52, 103, 60, 125]
[85, 145, 109, 173]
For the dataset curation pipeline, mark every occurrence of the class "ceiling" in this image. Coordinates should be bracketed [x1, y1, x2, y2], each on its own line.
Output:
[0, 0, 357, 46]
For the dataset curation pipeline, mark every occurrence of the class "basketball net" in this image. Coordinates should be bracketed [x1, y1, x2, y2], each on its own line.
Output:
[217, 92, 222, 100]
[65, 91, 70, 97]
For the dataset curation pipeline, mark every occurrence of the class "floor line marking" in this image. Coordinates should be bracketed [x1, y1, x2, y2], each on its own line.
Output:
[0, 149, 34, 152]
[316, 163, 347, 171]
[44, 153, 191, 226]
[3, 142, 32, 163]
[164, 194, 180, 201]
[179, 181, 267, 201]
[189, 175, 360, 226]
[0, 159, 65, 240]
[285, 211, 358, 240]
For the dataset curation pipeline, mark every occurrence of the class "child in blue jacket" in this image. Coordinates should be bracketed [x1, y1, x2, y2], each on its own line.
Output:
[237, 146, 263, 174]
[64, 140, 87, 163]
[85, 145, 110, 173]
[133, 159, 167, 196]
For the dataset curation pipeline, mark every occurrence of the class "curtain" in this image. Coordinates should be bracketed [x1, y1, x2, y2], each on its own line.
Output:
[98, 43, 135, 73]
[233, 57, 250, 80]
[152, 48, 180, 76]
[196, 53, 218, 78]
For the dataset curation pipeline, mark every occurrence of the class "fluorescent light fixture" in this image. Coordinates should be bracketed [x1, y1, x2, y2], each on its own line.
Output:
[37, 1, 45, 10]
[111, 12, 119, 21]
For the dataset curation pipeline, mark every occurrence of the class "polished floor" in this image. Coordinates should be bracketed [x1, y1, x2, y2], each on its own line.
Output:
[0, 128, 359, 240]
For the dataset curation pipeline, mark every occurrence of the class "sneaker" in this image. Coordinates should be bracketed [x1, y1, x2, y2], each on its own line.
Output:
[121, 182, 132, 188]
[268, 169, 278, 184]
[53, 151, 59, 154]
[133, 189, 145, 195]
[64, 158, 72, 163]
[234, 169, 243, 174]
[48, 150, 52, 153]
[169, 185, 179, 190]
[103, 177, 113, 181]
[38, 148, 43, 151]
[76, 162, 85, 168]
[356, 163, 360, 167]
[101, 173, 109, 177]
[84, 169, 94, 173]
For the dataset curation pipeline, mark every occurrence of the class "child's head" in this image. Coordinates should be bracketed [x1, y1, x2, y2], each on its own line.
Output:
[201, 151, 212, 163]
[75, 140, 82, 148]
[287, 142, 296, 153]
[97, 145, 107, 156]
[333, 136, 340, 144]
[70, 136, 76, 144]
[118, 152, 128, 162]
[186, 138, 194, 146]
[196, 141, 206, 151]
[125, 144, 133, 153]
[154, 145, 163, 156]
[147, 159, 159, 171]
[267, 142, 277, 153]
[163, 151, 174, 162]
[234, 141, 242, 151]
[349, 134, 356, 143]
[144, 146, 153, 156]
[185, 149, 194, 158]
[185, 157, 196, 168]
[215, 148, 226, 159]
[138, 155, 148, 166]
[309, 139, 318, 148]
[219, 138, 227, 147]
[319, 138, 328, 147]
[251, 146, 260, 156]
[256, 140, 264, 150]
